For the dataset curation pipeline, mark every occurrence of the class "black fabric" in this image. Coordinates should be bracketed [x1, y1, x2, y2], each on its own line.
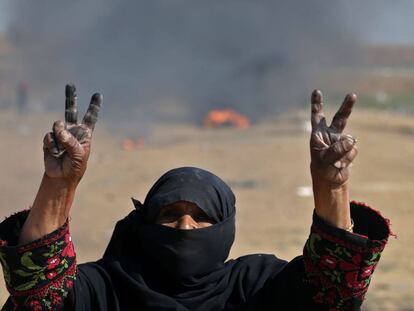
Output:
[138, 167, 236, 283]
[349, 202, 390, 240]
[312, 202, 391, 247]
[71, 167, 298, 310]
[143, 167, 236, 223]
[67, 254, 323, 311]
[138, 214, 235, 284]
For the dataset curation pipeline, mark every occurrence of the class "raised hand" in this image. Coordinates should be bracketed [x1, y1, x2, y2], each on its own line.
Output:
[18, 84, 102, 244]
[310, 90, 358, 186]
[43, 84, 102, 185]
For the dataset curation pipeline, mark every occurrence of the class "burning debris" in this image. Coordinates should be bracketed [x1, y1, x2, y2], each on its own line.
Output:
[122, 138, 145, 151]
[204, 109, 250, 129]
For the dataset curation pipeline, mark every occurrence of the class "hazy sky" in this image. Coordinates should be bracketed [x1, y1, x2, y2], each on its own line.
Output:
[1, 1, 413, 44]
[346, 2, 414, 44]
[0, 1, 10, 32]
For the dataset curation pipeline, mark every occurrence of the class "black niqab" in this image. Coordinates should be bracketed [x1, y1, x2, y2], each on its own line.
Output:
[138, 167, 236, 283]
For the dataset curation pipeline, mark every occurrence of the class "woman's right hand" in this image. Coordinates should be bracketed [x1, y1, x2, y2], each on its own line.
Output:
[43, 84, 102, 187]
[18, 85, 102, 245]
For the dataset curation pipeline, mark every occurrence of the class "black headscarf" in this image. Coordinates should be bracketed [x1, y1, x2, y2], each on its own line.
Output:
[73, 167, 290, 310]
[143, 167, 235, 223]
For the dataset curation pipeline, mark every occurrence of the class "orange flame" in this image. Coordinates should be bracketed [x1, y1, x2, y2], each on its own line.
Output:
[122, 138, 145, 151]
[204, 109, 250, 129]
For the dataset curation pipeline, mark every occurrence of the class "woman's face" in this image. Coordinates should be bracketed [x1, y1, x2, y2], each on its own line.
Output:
[155, 201, 214, 229]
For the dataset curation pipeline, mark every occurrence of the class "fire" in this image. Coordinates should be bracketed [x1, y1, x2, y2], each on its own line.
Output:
[204, 109, 250, 129]
[122, 138, 145, 151]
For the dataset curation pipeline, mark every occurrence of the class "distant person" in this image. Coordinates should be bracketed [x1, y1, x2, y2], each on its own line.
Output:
[16, 81, 29, 113]
[16, 81, 29, 112]
[0, 85, 391, 310]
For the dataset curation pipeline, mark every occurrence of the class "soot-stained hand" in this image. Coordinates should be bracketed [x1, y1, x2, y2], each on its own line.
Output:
[310, 90, 358, 186]
[42, 84, 102, 186]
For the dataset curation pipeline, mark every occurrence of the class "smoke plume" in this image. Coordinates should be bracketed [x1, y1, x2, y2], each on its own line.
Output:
[5, 1, 386, 129]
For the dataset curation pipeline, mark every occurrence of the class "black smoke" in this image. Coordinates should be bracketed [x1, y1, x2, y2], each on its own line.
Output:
[5, 1, 367, 128]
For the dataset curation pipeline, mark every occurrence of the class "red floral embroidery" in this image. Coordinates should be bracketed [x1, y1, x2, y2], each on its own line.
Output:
[339, 260, 358, 271]
[47, 256, 61, 270]
[49, 291, 62, 305]
[320, 255, 337, 270]
[46, 271, 57, 280]
[360, 265, 374, 278]
[352, 254, 362, 265]
[61, 242, 75, 258]
[303, 202, 390, 310]
[29, 300, 42, 311]
[345, 271, 365, 289]
[0, 210, 77, 311]
[64, 233, 71, 244]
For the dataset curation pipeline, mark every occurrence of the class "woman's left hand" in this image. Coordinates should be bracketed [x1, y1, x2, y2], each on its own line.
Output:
[309, 90, 358, 229]
[310, 90, 358, 186]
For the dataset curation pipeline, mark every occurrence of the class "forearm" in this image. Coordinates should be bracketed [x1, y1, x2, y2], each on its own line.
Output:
[18, 173, 76, 245]
[312, 178, 352, 230]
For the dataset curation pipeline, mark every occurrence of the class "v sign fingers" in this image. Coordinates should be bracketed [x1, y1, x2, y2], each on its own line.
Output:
[311, 89, 327, 129]
[330, 93, 356, 133]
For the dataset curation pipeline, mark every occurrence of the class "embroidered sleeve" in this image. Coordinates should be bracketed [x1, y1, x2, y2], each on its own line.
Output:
[0, 210, 77, 311]
[303, 201, 391, 311]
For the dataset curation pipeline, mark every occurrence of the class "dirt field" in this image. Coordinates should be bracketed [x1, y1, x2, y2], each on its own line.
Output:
[0, 107, 413, 310]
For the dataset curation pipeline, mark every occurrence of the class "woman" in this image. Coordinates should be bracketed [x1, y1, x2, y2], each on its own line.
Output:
[0, 85, 391, 310]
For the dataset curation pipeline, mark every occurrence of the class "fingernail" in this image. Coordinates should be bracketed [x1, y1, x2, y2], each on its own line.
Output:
[346, 134, 357, 143]
[91, 93, 103, 103]
[343, 137, 355, 150]
[59, 130, 70, 142]
[65, 84, 76, 97]
[334, 161, 341, 169]
[53, 121, 65, 132]
[311, 90, 322, 103]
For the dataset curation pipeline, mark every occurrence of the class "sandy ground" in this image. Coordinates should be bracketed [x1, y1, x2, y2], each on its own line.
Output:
[0, 107, 413, 310]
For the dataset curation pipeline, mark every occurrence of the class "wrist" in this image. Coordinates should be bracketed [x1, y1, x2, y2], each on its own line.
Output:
[32, 174, 77, 220]
[312, 179, 351, 230]
[42, 173, 78, 193]
[19, 175, 77, 245]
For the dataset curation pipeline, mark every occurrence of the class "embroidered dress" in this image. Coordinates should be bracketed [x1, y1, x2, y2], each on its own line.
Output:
[0, 201, 390, 311]
[0, 211, 76, 310]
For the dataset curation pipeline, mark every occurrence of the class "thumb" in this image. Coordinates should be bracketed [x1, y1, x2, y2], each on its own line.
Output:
[53, 121, 84, 158]
[319, 136, 356, 165]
